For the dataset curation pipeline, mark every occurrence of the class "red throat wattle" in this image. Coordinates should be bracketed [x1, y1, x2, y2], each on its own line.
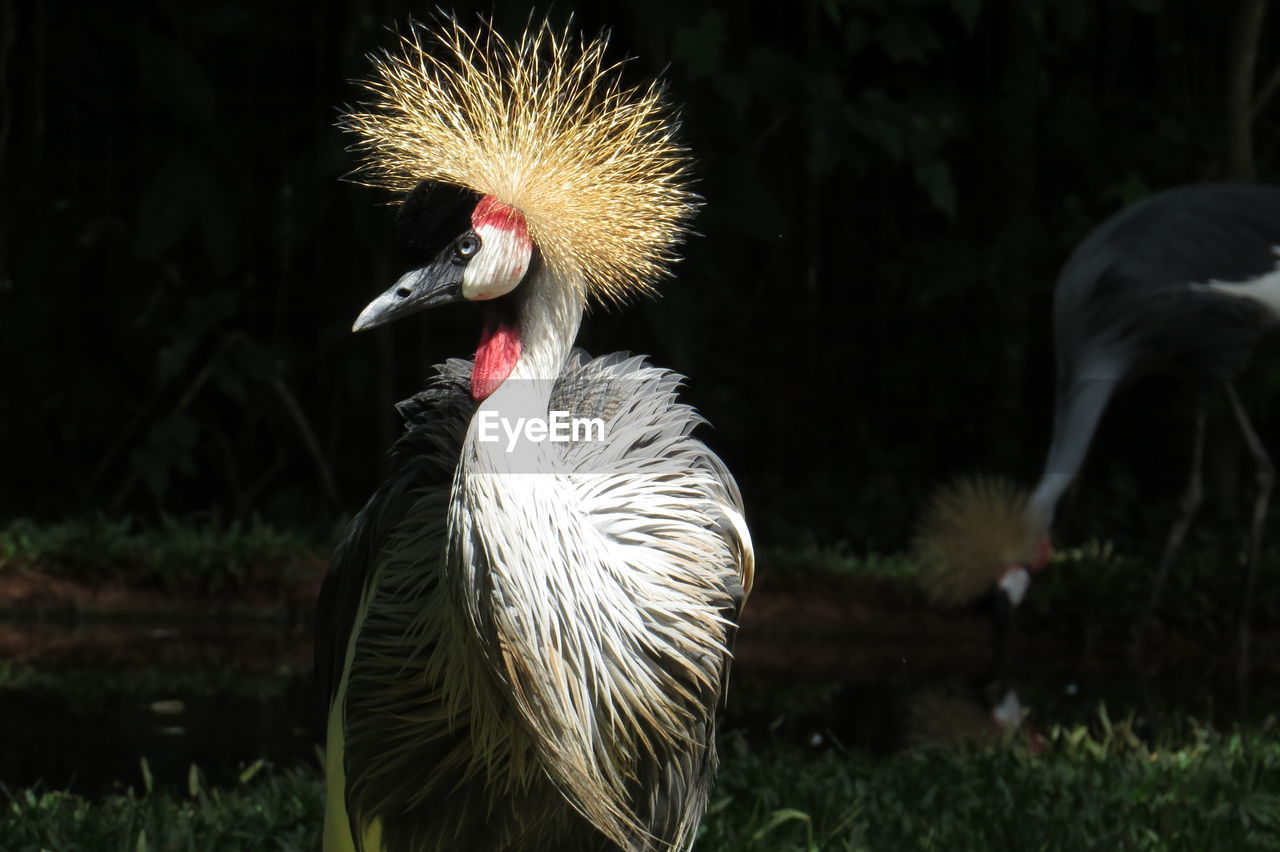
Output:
[472, 315, 522, 401]
[1032, 535, 1052, 573]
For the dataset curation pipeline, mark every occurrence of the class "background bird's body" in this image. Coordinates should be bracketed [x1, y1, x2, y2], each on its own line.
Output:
[918, 184, 1280, 686]
[1028, 183, 1280, 696]
[1031, 183, 1280, 527]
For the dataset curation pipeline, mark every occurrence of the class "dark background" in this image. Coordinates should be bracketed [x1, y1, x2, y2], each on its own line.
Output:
[6, 0, 1280, 555]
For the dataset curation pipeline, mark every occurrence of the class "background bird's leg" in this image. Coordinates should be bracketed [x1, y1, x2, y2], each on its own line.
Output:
[1223, 380, 1272, 711]
[1134, 396, 1207, 659]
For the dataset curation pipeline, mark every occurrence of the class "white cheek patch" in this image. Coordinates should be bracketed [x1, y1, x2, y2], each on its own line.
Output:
[997, 565, 1030, 606]
[462, 225, 532, 300]
[990, 689, 1024, 731]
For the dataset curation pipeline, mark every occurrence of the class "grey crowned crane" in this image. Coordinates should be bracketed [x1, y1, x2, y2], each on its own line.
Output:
[315, 19, 754, 852]
[917, 183, 1280, 677]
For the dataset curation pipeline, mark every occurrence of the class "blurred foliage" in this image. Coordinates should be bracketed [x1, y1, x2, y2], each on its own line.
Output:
[703, 712, 1280, 850]
[5, 0, 1280, 556]
[5, 712, 1280, 850]
[730, 678, 850, 720]
[0, 661, 303, 702]
[2, 764, 321, 852]
[0, 516, 318, 596]
[760, 537, 922, 584]
[756, 532, 1280, 649]
[1021, 539, 1280, 641]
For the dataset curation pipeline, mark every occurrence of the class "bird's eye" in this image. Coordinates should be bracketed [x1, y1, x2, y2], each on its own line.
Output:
[455, 234, 480, 260]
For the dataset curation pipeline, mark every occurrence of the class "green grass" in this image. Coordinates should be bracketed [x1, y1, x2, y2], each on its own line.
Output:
[760, 538, 923, 586]
[1023, 539, 1280, 639]
[2, 761, 321, 852]
[6, 715, 1280, 851]
[706, 714, 1280, 851]
[0, 516, 321, 598]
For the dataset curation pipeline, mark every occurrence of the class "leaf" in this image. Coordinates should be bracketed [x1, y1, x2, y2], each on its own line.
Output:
[140, 756, 154, 795]
[843, 14, 871, 54]
[876, 13, 942, 65]
[1051, 0, 1091, 39]
[134, 29, 216, 127]
[157, 336, 198, 382]
[750, 807, 813, 842]
[148, 413, 202, 477]
[671, 11, 727, 81]
[952, 0, 983, 33]
[200, 178, 242, 275]
[188, 763, 203, 798]
[135, 151, 215, 259]
[239, 759, 266, 785]
[914, 159, 957, 220]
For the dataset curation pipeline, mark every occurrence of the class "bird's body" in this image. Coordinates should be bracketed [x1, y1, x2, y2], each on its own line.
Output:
[316, 19, 752, 852]
[318, 349, 749, 851]
[917, 183, 1280, 679]
[1030, 183, 1280, 524]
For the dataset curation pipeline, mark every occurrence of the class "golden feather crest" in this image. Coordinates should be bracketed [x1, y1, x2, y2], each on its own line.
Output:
[343, 17, 698, 304]
[913, 476, 1038, 607]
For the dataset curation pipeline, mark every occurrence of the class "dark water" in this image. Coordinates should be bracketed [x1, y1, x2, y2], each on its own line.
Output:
[1, 616, 1276, 796]
[0, 621, 320, 794]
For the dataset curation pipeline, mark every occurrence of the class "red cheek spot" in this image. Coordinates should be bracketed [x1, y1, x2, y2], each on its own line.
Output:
[1031, 535, 1052, 573]
[472, 196, 530, 247]
[472, 316, 522, 401]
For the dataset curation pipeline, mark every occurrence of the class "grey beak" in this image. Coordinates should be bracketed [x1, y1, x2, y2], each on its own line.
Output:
[352, 262, 465, 332]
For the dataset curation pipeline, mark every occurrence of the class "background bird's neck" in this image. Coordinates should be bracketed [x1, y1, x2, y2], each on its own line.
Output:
[1027, 363, 1123, 530]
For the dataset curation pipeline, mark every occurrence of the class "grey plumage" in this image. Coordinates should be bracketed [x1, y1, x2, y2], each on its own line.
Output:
[317, 352, 751, 851]
[1030, 183, 1280, 525]
[319, 20, 752, 850]
[916, 184, 1280, 683]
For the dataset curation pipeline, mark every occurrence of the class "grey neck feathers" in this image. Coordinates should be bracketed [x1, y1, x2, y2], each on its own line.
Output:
[1027, 369, 1121, 532]
[464, 266, 586, 475]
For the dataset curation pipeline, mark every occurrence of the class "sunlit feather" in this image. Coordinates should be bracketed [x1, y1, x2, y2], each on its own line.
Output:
[342, 16, 698, 304]
[913, 476, 1037, 607]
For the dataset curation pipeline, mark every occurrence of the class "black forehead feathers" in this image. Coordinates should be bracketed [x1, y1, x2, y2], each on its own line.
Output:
[396, 181, 483, 268]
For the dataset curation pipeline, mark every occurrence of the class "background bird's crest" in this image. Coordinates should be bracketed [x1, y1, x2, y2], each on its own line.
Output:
[343, 16, 699, 305]
[913, 476, 1038, 607]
